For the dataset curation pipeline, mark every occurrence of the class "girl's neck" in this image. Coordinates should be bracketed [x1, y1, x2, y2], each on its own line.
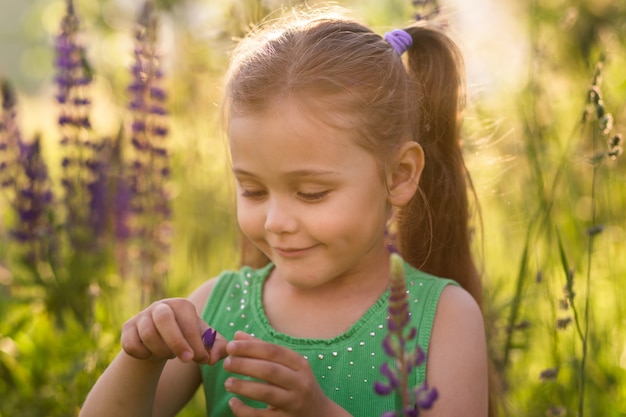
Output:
[261, 252, 391, 339]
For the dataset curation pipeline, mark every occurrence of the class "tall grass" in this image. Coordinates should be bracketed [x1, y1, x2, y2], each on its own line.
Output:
[471, 1, 626, 415]
[0, 1, 624, 416]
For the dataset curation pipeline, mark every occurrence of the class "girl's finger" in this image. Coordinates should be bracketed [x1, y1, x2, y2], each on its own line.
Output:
[120, 319, 152, 360]
[223, 354, 294, 391]
[225, 375, 290, 407]
[164, 299, 211, 362]
[136, 310, 176, 360]
[228, 332, 308, 372]
[150, 302, 193, 361]
[228, 395, 274, 417]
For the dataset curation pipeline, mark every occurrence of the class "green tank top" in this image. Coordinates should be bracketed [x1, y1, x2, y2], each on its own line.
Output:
[200, 260, 457, 416]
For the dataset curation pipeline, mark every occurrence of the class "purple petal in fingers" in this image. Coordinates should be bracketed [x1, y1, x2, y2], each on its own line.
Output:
[202, 327, 217, 348]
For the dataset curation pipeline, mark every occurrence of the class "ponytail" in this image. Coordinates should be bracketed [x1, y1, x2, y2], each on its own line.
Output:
[400, 27, 502, 417]
[397, 27, 482, 305]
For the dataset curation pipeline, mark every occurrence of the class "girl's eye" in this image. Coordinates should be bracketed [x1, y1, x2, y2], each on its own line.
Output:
[297, 191, 329, 202]
[241, 189, 267, 199]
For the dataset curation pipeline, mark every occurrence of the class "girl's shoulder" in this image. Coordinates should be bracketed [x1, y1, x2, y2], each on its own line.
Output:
[426, 284, 488, 415]
[437, 284, 483, 325]
[408, 258, 482, 339]
[188, 278, 218, 316]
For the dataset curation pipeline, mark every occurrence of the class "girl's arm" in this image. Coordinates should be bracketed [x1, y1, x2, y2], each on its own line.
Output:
[79, 279, 227, 417]
[422, 285, 489, 417]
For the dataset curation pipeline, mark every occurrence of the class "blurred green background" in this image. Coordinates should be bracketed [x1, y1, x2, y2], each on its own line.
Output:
[1, 0, 625, 416]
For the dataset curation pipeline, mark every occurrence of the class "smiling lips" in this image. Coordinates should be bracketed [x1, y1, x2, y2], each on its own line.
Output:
[273, 245, 317, 258]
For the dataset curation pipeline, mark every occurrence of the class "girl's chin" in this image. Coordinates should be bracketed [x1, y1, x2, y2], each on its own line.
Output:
[271, 263, 333, 289]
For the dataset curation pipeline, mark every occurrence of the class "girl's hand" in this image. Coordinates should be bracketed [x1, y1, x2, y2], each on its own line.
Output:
[121, 298, 227, 365]
[224, 331, 350, 417]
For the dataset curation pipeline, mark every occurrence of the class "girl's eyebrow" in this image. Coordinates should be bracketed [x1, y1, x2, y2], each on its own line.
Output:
[232, 168, 341, 178]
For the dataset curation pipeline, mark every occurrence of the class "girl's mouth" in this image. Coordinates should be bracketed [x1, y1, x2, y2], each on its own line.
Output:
[273, 245, 317, 258]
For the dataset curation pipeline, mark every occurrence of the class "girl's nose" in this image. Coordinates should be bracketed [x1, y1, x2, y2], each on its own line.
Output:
[264, 199, 298, 234]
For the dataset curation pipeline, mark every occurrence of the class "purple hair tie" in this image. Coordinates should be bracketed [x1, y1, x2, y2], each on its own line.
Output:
[384, 29, 413, 55]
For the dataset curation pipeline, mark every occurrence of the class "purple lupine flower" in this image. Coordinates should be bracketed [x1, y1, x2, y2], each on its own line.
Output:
[0, 80, 55, 262]
[0, 80, 21, 189]
[106, 130, 132, 242]
[55, 0, 110, 245]
[126, 1, 171, 303]
[414, 382, 438, 409]
[85, 139, 112, 238]
[375, 253, 438, 416]
[10, 135, 55, 262]
[55, 0, 92, 133]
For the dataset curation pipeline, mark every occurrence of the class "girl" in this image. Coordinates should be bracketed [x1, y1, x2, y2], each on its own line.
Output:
[80, 7, 489, 417]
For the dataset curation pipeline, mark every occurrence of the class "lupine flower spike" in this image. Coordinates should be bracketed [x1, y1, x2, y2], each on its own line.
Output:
[0, 80, 20, 189]
[56, 0, 109, 245]
[1, 81, 54, 263]
[374, 253, 438, 416]
[11, 135, 54, 264]
[127, 1, 171, 304]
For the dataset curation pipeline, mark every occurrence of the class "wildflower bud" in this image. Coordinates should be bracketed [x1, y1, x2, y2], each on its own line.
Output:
[555, 317, 572, 330]
[608, 133, 623, 159]
[1, 80, 16, 111]
[608, 147, 623, 159]
[403, 407, 418, 417]
[599, 113, 613, 134]
[412, 345, 426, 367]
[374, 381, 395, 396]
[382, 335, 397, 357]
[539, 367, 558, 381]
[390, 253, 404, 280]
[586, 224, 604, 236]
[379, 362, 399, 389]
[595, 102, 605, 119]
[545, 405, 567, 417]
[414, 382, 438, 409]
[587, 86, 601, 105]
[609, 133, 623, 148]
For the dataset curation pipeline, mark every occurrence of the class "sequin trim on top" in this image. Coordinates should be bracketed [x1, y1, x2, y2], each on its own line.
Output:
[200, 260, 457, 416]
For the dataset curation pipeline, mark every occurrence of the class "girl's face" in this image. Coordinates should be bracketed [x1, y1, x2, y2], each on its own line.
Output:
[229, 100, 391, 291]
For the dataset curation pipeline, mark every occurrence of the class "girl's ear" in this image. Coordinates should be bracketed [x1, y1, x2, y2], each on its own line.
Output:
[387, 141, 424, 207]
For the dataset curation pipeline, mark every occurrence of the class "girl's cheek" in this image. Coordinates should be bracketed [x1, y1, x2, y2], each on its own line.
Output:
[237, 206, 264, 236]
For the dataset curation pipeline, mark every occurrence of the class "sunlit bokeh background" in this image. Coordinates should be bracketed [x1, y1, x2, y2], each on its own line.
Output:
[1, 0, 625, 416]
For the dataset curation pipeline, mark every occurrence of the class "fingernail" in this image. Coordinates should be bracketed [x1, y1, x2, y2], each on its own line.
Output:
[202, 327, 217, 348]
[181, 350, 193, 362]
